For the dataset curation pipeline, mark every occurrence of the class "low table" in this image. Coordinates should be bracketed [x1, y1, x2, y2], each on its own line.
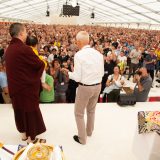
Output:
[0, 144, 64, 160]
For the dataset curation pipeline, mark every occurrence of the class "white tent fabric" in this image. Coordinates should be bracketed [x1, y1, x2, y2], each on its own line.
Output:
[0, 0, 160, 26]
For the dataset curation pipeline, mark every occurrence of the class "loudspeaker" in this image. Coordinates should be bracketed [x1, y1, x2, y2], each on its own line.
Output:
[63, 5, 80, 16]
[91, 12, 95, 19]
[46, 10, 50, 17]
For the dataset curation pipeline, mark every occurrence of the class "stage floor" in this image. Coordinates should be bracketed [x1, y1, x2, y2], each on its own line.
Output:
[0, 102, 160, 160]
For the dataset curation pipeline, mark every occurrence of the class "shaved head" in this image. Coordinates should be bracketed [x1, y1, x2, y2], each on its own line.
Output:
[9, 23, 25, 38]
[9, 23, 27, 42]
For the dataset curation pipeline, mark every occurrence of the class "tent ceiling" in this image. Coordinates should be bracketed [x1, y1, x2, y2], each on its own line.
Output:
[0, 0, 160, 24]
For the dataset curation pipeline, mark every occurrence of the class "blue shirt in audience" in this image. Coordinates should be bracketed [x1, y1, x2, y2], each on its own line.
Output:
[0, 72, 8, 88]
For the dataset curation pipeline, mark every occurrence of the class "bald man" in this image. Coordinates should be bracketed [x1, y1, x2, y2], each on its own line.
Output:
[133, 67, 152, 102]
[62, 31, 104, 144]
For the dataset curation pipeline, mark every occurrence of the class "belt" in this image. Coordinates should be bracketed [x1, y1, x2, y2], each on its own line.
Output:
[79, 82, 101, 86]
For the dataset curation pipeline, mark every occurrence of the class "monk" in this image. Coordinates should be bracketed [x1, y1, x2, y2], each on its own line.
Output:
[5, 23, 46, 143]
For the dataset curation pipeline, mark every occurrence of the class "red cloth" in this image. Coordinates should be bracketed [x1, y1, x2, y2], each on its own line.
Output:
[5, 38, 46, 139]
[5, 38, 44, 111]
[149, 97, 160, 102]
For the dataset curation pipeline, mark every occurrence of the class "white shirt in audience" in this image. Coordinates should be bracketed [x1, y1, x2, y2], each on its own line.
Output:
[117, 55, 127, 63]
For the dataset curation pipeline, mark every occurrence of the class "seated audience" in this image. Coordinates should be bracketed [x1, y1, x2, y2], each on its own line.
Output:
[101, 54, 116, 95]
[103, 66, 125, 102]
[133, 67, 152, 102]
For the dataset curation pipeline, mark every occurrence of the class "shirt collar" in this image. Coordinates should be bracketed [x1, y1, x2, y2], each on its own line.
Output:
[81, 45, 90, 50]
[140, 75, 149, 82]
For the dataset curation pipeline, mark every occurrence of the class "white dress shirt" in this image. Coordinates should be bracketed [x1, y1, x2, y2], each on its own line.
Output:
[68, 45, 104, 85]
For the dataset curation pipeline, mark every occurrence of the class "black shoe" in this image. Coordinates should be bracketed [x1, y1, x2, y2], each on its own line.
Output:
[73, 135, 81, 144]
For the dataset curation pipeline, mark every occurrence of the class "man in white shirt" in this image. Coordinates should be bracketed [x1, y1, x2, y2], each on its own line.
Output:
[128, 43, 141, 80]
[62, 31, 104, 144]
[47, 47, 58, 64]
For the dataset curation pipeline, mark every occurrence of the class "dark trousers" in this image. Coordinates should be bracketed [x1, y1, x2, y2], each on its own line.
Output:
[55, 91, 66, 103]
[107, 89, 120, 102]
[0, 93, 4, 103]
[14, 109, 46, 140]
[128, 63, 139, 79]
[103, 93, 107, 103]
[147, 69, 154, 81]
[156, 60, 160, 74]
[12, 94, 46, 140]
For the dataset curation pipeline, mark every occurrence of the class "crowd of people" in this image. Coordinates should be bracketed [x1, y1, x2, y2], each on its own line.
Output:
[0, 22, 160, 103]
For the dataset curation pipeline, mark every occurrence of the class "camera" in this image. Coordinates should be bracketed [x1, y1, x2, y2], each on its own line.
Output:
[103, 49, 112, 56]
[135, 70, 142, 76]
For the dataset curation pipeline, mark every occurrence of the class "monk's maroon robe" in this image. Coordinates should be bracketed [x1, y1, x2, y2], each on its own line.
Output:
[5, 38, 46, 140]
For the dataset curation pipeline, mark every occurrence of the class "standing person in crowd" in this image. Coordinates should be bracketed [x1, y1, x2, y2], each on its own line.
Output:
[54, 38, 61, 48]
[50, 59, 68, 103]
[155, 44, 160, 77]
[62, 31, 104, 145]
[117, 50, 127, 75]
[26, 35, 51, 91]
[145, 48, 157, 82]
[0, 44, 4, 61]
[133, 67, 152, 102]
[122, 46, 130, 57]
[58, 49, 69, 63]
[101, 54, 116, 102]
[66, 59, 78, 103]
[139, 46, 147, 68]
[103, 40, 111, 56]
[111, 42, 119, 56]
[43, 45, 50, 58]
[126, 41, 134, 69]
[40, 62, 54, 103]
[128, 42, 141, 80]
[0, 61, 9, 103]
[47, 47, 58, 64]
[5, 23, 46, 144]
